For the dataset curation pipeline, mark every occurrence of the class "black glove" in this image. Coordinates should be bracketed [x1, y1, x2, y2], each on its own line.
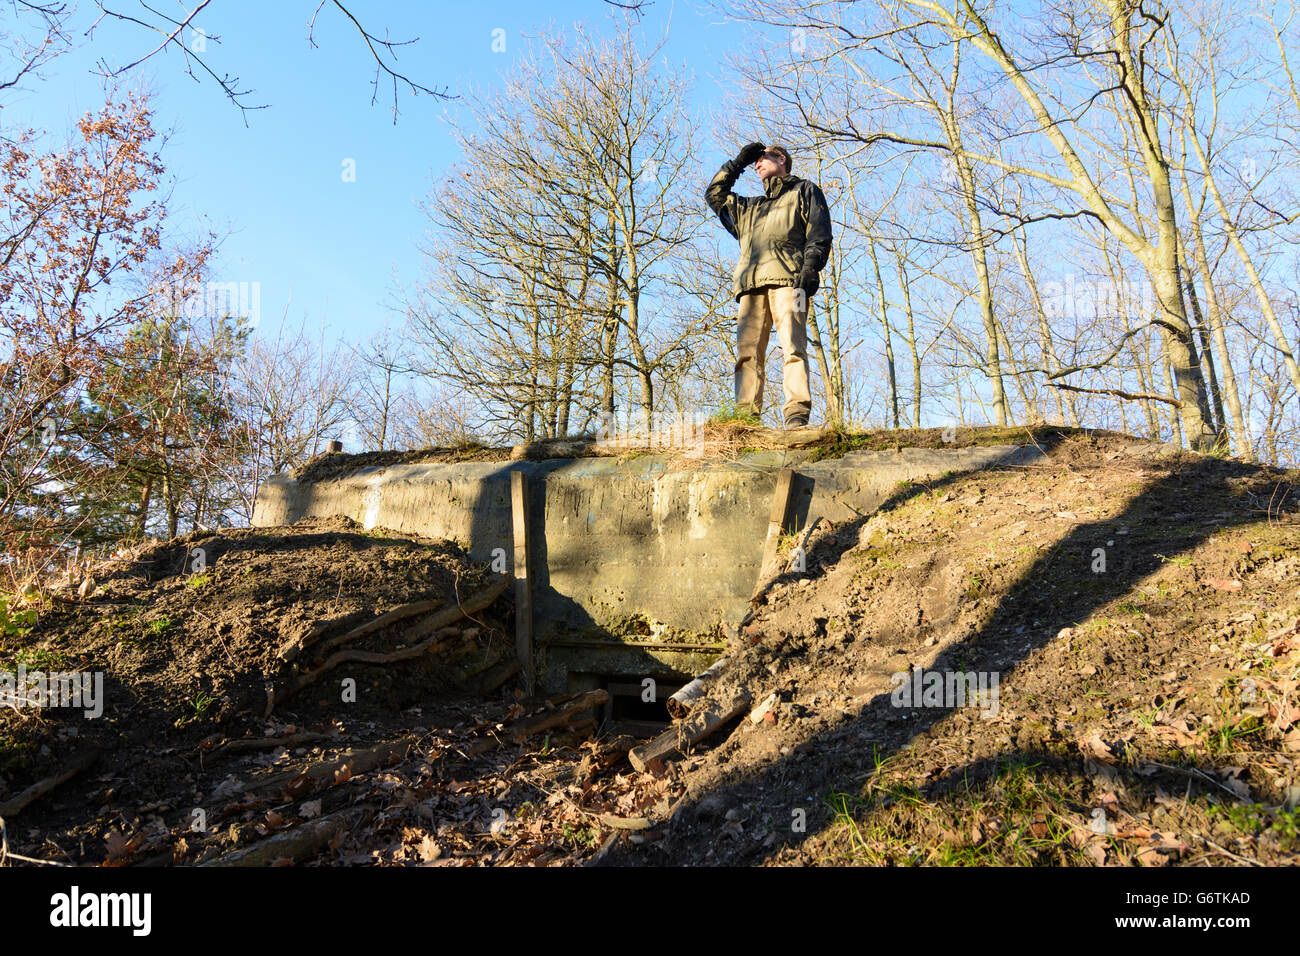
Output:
[796, 266, 820, 297]
[735, 142, 765, 167]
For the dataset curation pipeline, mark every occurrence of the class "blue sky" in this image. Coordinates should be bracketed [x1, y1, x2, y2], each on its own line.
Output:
[2, 0, 736, 345]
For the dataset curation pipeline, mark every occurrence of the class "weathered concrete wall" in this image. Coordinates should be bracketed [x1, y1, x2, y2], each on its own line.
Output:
[253, 445, 1044, 690]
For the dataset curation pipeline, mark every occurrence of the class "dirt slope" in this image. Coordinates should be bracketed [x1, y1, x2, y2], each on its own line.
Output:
[1, 518, 675, 866]
[2, 430, 1298, 867]
[603, 431, 1300, 866]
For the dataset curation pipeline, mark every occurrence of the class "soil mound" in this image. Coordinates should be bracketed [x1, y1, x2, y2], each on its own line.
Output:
[606, 434, 1300, 865]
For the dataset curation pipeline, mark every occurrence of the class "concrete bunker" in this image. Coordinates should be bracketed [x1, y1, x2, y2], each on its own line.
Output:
[252, 441, 1047, 695]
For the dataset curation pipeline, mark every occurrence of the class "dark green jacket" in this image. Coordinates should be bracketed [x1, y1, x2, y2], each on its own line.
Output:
[705, 159, 833, 301]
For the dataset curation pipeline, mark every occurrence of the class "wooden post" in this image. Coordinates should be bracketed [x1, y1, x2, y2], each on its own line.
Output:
[510, 469, 535, 694]
[750, 468, 795, 602]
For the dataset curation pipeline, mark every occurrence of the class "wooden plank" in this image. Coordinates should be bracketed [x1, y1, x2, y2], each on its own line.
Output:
[511, 469, 535, 695]
[454, 691, 609, 760]
[628, 689, 752, 772]
[506, 689, 608, 742]
[223, 737, 419, 801]
[750, 468, 795, 602]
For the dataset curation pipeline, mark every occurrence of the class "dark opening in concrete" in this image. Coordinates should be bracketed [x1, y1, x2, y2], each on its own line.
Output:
[602, 678, 680, 735]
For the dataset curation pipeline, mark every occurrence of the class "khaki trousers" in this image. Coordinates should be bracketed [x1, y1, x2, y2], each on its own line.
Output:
[735, 285, 812, 424]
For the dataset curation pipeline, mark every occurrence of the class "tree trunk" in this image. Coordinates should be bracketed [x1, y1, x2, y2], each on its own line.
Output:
[868, 240, 899, 428]
[948, 1, 1215, 446]
[1183, 195, 1251, 459]
[137, 476, 153, 537]
[895, 252, 923, 428]
[951, 138, 1007, 427]
[1150, 255, 1215, 449]
[806, 304, 838, 424]
[1123, 315, 1161, 441]
[1178, 240, 1224, 440]
[1159, 334, 1184, 447]
[997, 322, 1031, 420]
[163, 472, 179, 539]
[1181, 109, 1300, 401]
[1013, 231, 1077, 426]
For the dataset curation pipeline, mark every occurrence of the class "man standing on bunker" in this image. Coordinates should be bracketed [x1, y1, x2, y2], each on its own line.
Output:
[706, 142, 832, 429]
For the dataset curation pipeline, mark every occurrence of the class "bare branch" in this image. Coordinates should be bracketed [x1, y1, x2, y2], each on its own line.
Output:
[1049, 382, 1182, 408]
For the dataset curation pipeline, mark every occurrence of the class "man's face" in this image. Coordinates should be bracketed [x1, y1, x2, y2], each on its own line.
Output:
[754, 148, 788, 182]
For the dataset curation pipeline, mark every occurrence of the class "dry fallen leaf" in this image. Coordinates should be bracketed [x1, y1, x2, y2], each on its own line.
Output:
[1078, 731, 1115, 762]
[299, 799, 322, 820]
[1149, 831, 1186, 852]
[1220, 769, 1252, 801]
[1136, 845, 1170, 867]
[284, 772, 312, 799]
[1267, 702, 1300, 731]
[1208, 578, 1243, 592]
[417, 835, 442, 862]
[103, 829, 141, 863]
[1151, 718, 1198, 747]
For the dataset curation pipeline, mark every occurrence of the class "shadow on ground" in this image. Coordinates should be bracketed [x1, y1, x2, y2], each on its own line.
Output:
[601, 443, 1294, 865]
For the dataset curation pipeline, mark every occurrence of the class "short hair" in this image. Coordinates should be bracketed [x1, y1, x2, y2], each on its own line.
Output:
[766, 145, 792, 174]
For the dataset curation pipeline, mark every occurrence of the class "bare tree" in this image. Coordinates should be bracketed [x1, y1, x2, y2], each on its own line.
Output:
[407, 21, 714, 439]
[710, 0, 1229, 447]
[349, 326, 416, 452]
[1164, 13, 1300, 409]
[223, 316, 355, 521]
